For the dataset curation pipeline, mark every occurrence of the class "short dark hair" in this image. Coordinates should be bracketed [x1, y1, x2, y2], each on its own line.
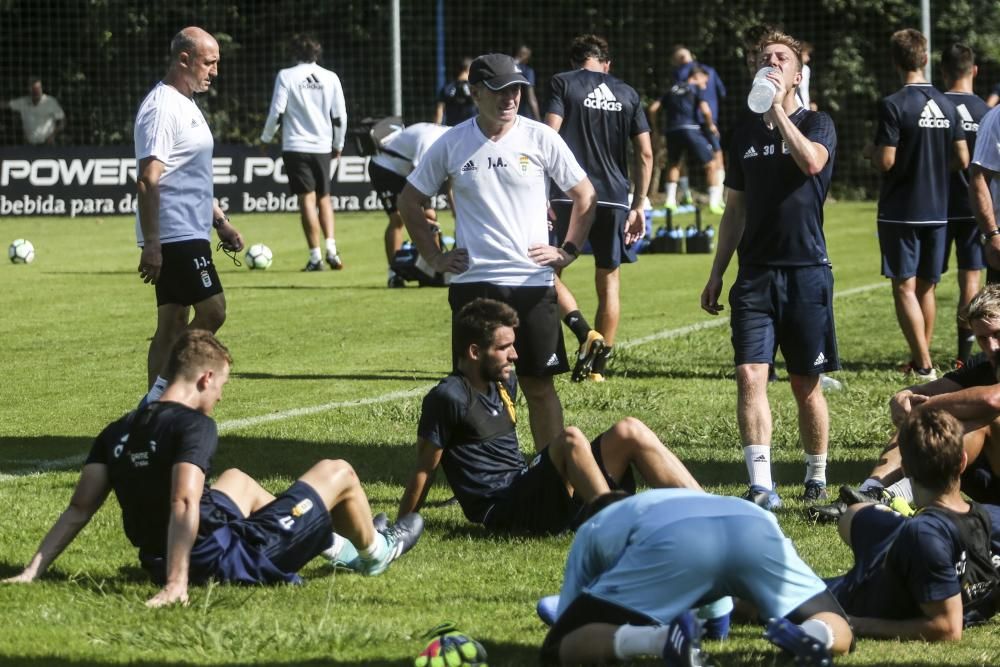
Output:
[292, 34, 322, 63]
[941, 43, 975, 81]
[689, 64, 708, 78]
[578, 491, 630, 523]
[570, 34, 610, 66]
[165, 330, 232, 382]
[890, 28, 927, 72]
[456, 57, 473, 77]
[898, 409, 965, 494]
[454, 298, 519, 355]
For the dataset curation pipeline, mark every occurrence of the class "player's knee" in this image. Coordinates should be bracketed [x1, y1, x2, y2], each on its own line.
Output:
[610, 417, 648, 444]
[316, 458, 359, 485]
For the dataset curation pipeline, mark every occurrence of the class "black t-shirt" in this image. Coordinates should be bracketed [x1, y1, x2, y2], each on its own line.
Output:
[725, 108, 837, 267]
[546, 68, 649, 208]
[417, 373, 526, 522]
[875, 84, 964, 225]
[943, 358, 998, 388]
[945, 91, 990, 221]
[660, 82, 703, 132]
[438, 80, 476, 127]
[86, 401, 217, 557]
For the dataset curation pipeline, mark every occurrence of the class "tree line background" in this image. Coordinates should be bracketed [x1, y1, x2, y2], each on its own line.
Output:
[3, 0, 1000, 197]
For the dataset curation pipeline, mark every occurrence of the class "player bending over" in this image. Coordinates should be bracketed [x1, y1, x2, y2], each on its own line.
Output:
[397, 297, 700, 534]
[3, 330, 422, 606]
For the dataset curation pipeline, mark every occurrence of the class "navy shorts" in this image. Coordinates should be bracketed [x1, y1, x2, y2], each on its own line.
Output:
[944, 219, 985, 272]
[878, 221, 947, 282]
[368, 161, 408, 214]
[962, 456, 1000, 504]
[208, 481, 333, 575]
[283, 151, 332, 196]
[154, 239, 223, 307]
[729, 265, 840, 375]
[449, 282, 569, 377]
[666, 128, 713, 166]
[702, 127, 722, 153]
[540, 595, 655, 665]
[552, 203, 637, 269]
[482, 435, 636, 534]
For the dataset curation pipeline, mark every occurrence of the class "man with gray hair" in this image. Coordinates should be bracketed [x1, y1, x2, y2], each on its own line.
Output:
[135, 26, 244, 409]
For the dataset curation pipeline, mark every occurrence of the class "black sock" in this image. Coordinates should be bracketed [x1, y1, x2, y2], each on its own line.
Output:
[593, 345, 613, 374]
[563, 310, 591, 344]
[958, 327, 974, 364]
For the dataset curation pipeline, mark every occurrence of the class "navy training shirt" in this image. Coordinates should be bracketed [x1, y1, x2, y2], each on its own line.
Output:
[945, 91, 990, 221]
[875, 84, 964, 224]
[517, 62, 538, 120]
[438, 79, 476, 126]
[674, 61, 726, 122]
[662, 82, 704, 132]
[726, 108, 837, 267]
[547, 68, 649, 208]
[417, 373, 527, 523]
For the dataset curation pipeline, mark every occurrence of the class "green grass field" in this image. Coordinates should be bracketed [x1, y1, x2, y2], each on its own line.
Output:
[1, 202, 998, 666]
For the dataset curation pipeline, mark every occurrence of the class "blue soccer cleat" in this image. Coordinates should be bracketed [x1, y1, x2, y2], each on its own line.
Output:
[764, 617, 832, 666]
[743, 484, 782, 511]
[662, 611, 710, 667]
[536, 594, 560, 626]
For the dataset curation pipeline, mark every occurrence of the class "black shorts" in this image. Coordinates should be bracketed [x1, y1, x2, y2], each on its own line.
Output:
[878, 221, 947, 282]
[944, 219, 985, 272]
[962, 456, 1000, 504]
[540, 594, 656, 665]
[283, 151, 332, 196]
[449, 282, 569, 377]
[368, 161, 408, 214]
[729, 264, 840, 375]
[666, 128, 714, 166]
[482, 435, 635, 534]
[154, 239, 223, 307]
[552, 203, 637, 270]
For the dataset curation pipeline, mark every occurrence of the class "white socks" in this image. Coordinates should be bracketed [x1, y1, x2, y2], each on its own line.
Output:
[613, 624, 671, 660]
[708, 185, 723, 206]
[744, 445, 773, 489]
[804, 453, 828, 485]
[358, 531, 389, 564]
[144, 375, 169, 404]
[309, 247, 322, 263]
[859, 478, 884, 493]
[325, 238, 338, 257]
[886, 477, 913, 502]
[665, 182, 678, 206]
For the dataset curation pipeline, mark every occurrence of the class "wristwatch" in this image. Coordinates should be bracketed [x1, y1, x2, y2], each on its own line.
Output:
[982, 228, 1000, 245]
[560, 241, 580, 258]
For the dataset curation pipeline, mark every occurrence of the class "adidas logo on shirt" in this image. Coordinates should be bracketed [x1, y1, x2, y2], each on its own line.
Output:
[957, 104, 979, 133]
[300, 73, 324, 90]
[584, 83, 624, 111]
[743, 146, 758, 159]
[814, 352, 827, 366]
[918, 99, 950, 128]
[461, 160, 477, 172]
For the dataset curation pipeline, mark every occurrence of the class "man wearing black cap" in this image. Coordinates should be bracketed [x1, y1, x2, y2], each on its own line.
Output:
[399, 53, 597, 452]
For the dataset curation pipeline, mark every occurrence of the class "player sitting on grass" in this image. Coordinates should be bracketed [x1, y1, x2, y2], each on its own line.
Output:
[826, 409, 1000, 638]
[810, 284, 1000, 522]
[396, 297, 701, 533]
[538, 489, 855, 666]
[3, 330, 423, 606]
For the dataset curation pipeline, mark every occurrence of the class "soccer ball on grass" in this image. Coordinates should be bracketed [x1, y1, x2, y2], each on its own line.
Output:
[244, 243, 273, 270]
[8, 239, 35, 264]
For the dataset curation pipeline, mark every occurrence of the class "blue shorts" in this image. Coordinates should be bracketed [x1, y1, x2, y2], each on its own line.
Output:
[944, 219, 985, 272]
[729, 265, 840, 375]
[482, 434, 636, 534]
[825, 505, 905, 608]
[702, 128, 722, 153]
[878, 221, 947, 282]
[582, 512, 830, 623]
[552, 203, 637, 269]
[666, 128, 714, 166]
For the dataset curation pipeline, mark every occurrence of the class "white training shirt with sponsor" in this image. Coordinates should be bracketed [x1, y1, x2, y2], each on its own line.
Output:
[260, 62, 347, 153]
[372, 122, 450, 177]
[407, 116, 587, 287]
[8, 94, 64, 144]
[972, 104, 1000, 220]
[133, 82, 214, 246]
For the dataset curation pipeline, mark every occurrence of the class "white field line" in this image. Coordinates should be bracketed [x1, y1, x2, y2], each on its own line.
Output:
[1, 280, 887, 480]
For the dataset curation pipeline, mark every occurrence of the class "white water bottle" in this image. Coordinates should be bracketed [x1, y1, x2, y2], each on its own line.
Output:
[747, 67, 779, 113]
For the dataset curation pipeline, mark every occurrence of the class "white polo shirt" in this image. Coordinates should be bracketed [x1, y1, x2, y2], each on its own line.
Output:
[134, 82, 214, 246]
[408, 116, 586, 287]
[260, 62, 347, 153]
[9, 94, 64, 144]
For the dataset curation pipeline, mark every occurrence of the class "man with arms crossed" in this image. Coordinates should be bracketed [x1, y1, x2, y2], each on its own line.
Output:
[3, 331, 423, 606]
[701, 31, 838, 507]
[261, 34, 347, 271]
[397, 298, 700, 534]
[870, 29, 968, 379]
[399, 53, 597, 451]
[136, 27, 244, 408]
[546, 34, 653, 383]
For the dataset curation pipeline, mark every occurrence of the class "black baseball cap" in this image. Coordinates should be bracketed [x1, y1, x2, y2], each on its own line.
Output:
[468, 54, 529, 90]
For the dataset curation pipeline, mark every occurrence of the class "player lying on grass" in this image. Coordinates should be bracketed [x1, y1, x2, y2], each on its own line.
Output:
[3, 330, 423, 606]
[826, 409, 1000, 639]
[538, 489, 854, 666]
[811, 284, 1000, 522]
[396, 297, 700, 534]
